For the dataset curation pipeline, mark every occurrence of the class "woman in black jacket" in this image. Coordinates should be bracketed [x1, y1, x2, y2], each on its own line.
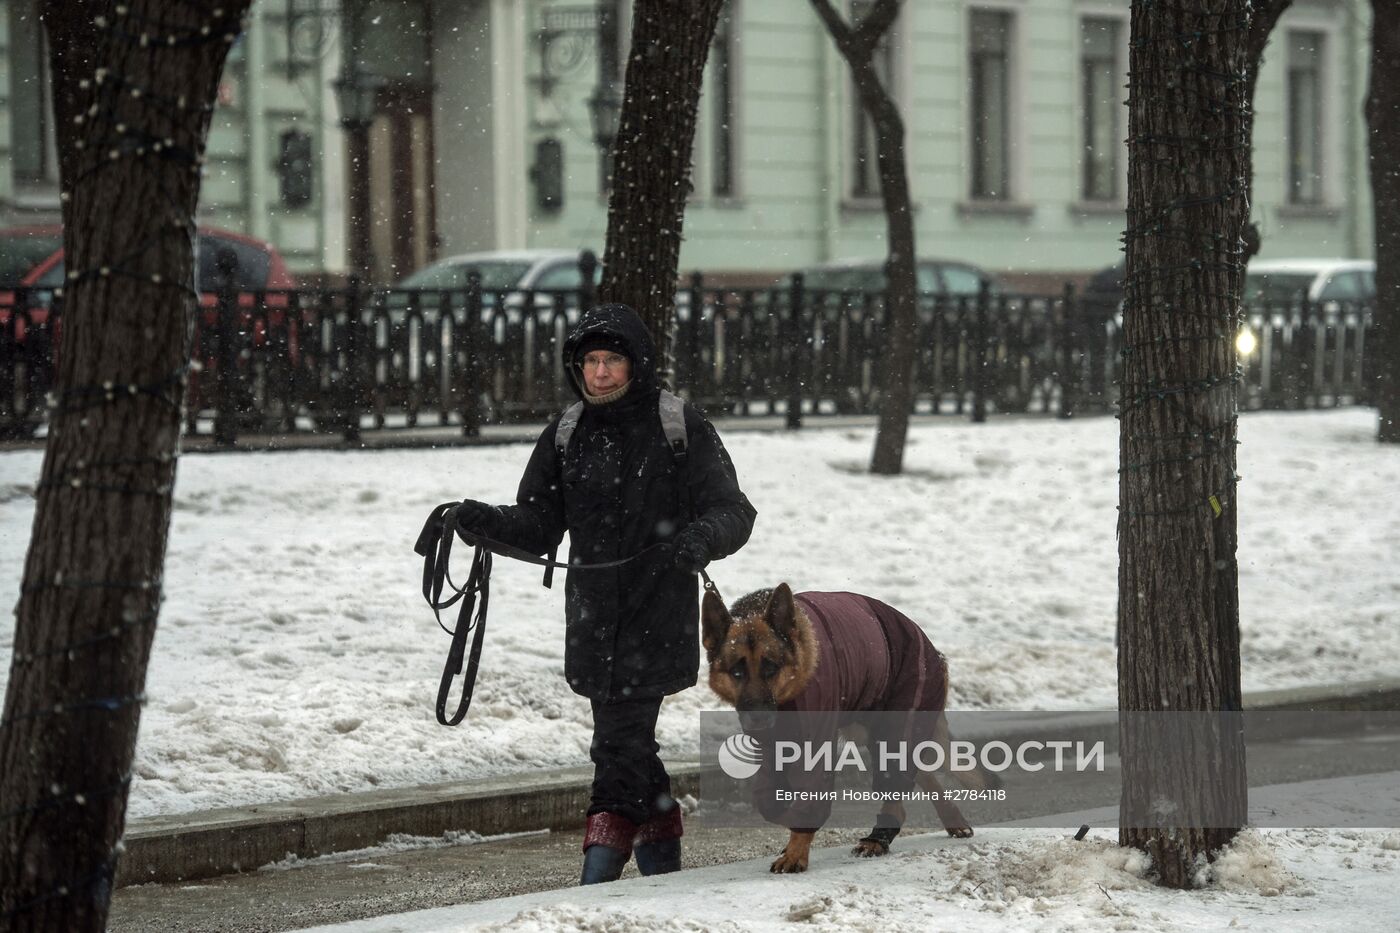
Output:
[456, 303, 756, 884]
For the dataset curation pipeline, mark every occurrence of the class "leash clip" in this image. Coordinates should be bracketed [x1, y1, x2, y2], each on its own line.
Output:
[700, 569, 723, 603]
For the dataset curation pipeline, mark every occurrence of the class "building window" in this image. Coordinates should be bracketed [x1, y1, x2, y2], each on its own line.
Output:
[850, 0, 895, 200]
[9, 0, 58, 188]
[711, 1, 738, 198]
[1080, 17, 1121, 203]
[969, 9, 1013, 200]
[1287, 30, 1324, 205]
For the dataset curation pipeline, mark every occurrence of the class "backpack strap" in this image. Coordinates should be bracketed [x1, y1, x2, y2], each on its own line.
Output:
[658, 389, 688, 464]
[542, 400, 585, 590]
[555, 400, 585, 459]
[658, 389, 697, 522]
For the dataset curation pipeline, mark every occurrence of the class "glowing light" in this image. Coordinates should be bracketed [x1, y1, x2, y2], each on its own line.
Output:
[1236, 328, 1257, 356]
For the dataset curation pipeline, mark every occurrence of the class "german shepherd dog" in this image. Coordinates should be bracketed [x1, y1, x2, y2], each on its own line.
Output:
[703, 584, 993, 874]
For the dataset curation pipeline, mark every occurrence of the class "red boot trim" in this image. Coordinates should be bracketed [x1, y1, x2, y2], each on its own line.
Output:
[635, 806, 684, 845]
[583, 811, 638, 854]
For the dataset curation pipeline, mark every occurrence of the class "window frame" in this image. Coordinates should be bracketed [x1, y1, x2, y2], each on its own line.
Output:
[1075, 8, 1129, 207]
[1277, 14, 1342, 212]
[8, 0, 60, 193]
[694, 0, 745, 205]
[964, 2, 1025, 205]
[1284, 27, 1326, 207]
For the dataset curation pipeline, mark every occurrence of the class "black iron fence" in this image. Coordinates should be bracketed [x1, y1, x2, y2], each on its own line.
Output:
[0, 274, 1374, 443]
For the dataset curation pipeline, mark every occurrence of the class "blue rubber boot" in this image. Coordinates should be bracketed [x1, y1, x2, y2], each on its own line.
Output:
[633, 806, 684, 876]
[580, 843, 630, 885]
[633, 837, 682, 876]
[579, 812, 635, 885]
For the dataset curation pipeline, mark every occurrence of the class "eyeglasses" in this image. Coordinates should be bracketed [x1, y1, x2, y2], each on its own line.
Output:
[578, 352, 628, 372]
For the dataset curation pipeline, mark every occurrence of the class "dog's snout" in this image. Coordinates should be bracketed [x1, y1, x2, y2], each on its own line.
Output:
[739, 708, 776, 733]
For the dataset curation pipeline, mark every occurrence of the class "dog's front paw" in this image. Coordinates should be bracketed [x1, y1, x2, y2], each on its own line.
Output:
[851, 839, 890, 858]
[946, 824, 974, 838]
[770, 849, 809, 873]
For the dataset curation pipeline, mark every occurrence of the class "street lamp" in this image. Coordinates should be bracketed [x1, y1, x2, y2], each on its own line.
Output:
[334, 60, 386, 281]
[587, 82, 622, 191]
[589, 0, 622, 192]
[334, 61, 385, 129]
[588, 82, 622, 152]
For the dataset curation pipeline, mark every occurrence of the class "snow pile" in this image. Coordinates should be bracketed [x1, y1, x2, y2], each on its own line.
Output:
[1193, 829, 1305, 895]
[2, 410, 1399, 817]
[940, 836, 1153, 906]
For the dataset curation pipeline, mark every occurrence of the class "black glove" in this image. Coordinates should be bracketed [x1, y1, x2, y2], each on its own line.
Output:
[671, 527, 710, 574]
[455, 499, 503, 538]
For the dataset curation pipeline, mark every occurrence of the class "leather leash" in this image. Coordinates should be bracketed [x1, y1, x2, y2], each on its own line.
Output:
[415, 502, 719, 726]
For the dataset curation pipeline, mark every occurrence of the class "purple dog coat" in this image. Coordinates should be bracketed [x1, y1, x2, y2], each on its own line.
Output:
[751, 591, 948, 829]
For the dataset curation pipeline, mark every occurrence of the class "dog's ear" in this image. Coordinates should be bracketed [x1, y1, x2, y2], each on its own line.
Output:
[764, 583, 798, 642]
[701, 590, 732, 657]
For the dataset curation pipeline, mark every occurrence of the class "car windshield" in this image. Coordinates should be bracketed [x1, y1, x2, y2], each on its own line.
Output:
[0, 232, 62, 284]
[32, 234, 274, 291]
[1245, 272, 1316, 304]
[400, 261, 532, 292]
[197, 235, 273, 291]
[799, 266, 879, 291]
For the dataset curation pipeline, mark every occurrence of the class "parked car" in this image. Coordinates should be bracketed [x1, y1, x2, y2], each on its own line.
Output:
[383, 250, 602, 341]
[398, 248, 600, 294]
[785, 256, 998, 298]
[1244, 259, 1375, 305]
[0, 225, 63, 285]
[0, 225, 297, 343]
[1076, 258, 1377, 313]
[0, 226, 299, 437]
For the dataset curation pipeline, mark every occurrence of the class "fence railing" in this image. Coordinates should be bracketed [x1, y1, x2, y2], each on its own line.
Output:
[0, 276, 1374, 442]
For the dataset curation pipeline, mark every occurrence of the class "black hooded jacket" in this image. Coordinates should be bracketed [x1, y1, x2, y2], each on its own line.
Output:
[487, 304, 757, 700]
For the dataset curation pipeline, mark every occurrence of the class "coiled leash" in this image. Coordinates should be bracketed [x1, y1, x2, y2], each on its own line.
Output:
[414, 502, 720, 726]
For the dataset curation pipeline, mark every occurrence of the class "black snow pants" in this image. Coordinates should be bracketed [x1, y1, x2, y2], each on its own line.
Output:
[587, 696, 672, 826]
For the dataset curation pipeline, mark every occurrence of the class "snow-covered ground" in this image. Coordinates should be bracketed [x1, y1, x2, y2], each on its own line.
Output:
[1, 409, 1398, 818]
[297, 775, 1400, 933]
[303, 829, 1400, 933]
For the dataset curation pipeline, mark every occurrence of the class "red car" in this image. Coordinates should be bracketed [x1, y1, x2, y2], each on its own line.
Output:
[2, 224, 297, 340]
[1, 226, 300, 432]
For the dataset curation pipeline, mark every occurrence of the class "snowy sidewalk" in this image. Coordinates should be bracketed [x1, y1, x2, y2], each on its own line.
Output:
[111, 676, 1400, 888]
[296, 774, 1400, 933]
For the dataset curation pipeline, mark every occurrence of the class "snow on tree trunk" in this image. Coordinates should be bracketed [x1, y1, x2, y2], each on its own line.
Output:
[1368, 0, 1400, 443]
[1118, 0, 1250, 888]
[0, 3, 249, 928]
[599, 0, 726, 376]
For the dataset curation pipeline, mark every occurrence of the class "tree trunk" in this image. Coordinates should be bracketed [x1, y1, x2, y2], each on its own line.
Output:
[599, 0, 725, 375]
[864, 90, 917, 477]
[1368, 0, 1400, 443]
[1119, 0, 1250, 888]
[0, 4, 248, 929]
[809, 0, 917, 475]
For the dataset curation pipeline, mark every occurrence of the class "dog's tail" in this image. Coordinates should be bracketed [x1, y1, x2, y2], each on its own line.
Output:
[922, 712, 1004, 792]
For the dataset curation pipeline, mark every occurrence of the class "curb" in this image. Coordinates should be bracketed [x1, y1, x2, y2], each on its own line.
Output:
[1, 411, 1061, 456]
[115, 677, 1400, 887]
